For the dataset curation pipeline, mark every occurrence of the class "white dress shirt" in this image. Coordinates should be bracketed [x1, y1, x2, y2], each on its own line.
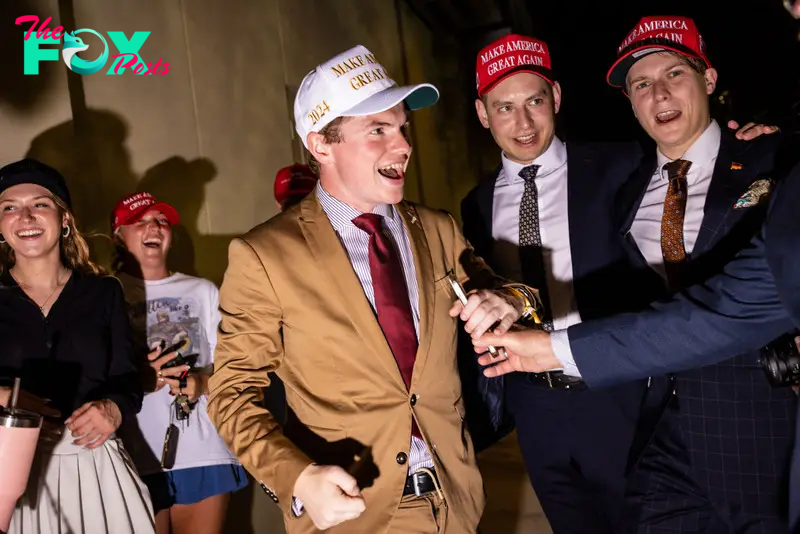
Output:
[630, 120, 721, 278]
[552, 120, 723, 375]
[491, 137, 582, 331]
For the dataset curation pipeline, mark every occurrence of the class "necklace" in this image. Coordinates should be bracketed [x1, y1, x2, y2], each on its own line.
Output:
[13, 269, 69, 314]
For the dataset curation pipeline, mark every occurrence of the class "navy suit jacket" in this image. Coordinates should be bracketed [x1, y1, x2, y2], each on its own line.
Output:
[568, 141, 800, 387]
[459, 141, 645, 450]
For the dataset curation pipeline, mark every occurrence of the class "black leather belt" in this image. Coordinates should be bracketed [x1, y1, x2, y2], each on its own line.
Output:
[526, 371, 584, 389]
[402, 469, 439, 497]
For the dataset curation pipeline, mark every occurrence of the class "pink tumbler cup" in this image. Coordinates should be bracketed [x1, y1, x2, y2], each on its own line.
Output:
[0, 407, 42, 532]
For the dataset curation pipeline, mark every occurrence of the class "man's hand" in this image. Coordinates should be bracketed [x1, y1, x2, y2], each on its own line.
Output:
[449, 289, 524, 339]
[473, 327, 561, 377]
[65, 399, 122, 449]
[293, 464, 366, 530]
[728, 120, 779, 141]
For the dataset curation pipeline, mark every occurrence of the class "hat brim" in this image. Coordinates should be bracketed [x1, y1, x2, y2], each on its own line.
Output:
[118, 202, 180, 230]
[342, 83, 440, 117]
[607, 39, 710, 90]
[478, 66, 556, 98]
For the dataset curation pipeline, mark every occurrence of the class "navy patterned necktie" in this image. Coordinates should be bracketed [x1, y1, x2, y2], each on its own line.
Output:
[519, 165, 553, 331]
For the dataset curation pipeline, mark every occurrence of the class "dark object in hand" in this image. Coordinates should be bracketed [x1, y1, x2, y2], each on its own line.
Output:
[157, 338, 198, 369]
[161, 353, 199, 370]
[761, 331, 800, 387]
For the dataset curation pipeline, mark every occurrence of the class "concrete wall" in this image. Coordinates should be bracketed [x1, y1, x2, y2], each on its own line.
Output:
[0, 1, 503, 532]
[1, 0, 480, 286]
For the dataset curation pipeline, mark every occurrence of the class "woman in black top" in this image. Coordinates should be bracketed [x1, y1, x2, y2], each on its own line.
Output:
[0, 159, 155, 534]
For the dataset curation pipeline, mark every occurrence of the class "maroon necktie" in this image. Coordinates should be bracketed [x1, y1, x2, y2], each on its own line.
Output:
[352, 213, 420, 437]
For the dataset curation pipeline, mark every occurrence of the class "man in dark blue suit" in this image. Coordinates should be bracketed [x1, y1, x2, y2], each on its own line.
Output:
[470, 16, 797, 534]
[475, 159, 800, 533]
[459, 28, 779, 534]
[460, 33, 650, 533]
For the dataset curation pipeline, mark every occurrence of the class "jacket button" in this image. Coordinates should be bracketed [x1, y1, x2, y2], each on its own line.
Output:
[396, 452, 408, 465]
[410, 394, 417, 406]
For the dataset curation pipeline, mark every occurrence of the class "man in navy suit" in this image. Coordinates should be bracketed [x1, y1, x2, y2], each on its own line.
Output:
[459, 33, 650, 533]
[475, 160, 800, 532]
[470, 16, 797, 534]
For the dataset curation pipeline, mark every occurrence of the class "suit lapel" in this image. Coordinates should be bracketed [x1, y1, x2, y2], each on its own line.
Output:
[565, 144, 594, 253]
[476, 169, 497, 239]
[618, 154, 657, 234]
[397, 202, 435, 385]
[298, 193, 407, 392]
[617, 154, 657, 269]
[693, 134, 751, 255]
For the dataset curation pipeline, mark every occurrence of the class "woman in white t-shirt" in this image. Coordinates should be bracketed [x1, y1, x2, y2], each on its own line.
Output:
[111, 192, 247, 534]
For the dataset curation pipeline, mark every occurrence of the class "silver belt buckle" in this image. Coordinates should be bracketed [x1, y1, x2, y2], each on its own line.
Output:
[412, 472, 425, 497]
[545, 371, 553, 389]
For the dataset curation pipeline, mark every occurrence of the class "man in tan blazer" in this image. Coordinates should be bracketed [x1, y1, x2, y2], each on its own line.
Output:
[208, 45, 538, 534]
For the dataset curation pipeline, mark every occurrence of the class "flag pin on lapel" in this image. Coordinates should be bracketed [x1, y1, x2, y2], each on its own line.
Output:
[730, 162, 742, 171]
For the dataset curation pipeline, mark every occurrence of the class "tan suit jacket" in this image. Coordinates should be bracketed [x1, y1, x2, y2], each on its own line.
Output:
[208, 192, 502, 534]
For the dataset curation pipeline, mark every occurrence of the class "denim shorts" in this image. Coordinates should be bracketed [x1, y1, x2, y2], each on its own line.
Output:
[142, 464, 248, 512]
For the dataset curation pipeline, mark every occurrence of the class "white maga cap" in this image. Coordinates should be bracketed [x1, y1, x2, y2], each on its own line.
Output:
[294, 45, 439, 148]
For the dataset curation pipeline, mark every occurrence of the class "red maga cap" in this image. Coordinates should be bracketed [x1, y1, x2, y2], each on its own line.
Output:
[607, 16, 711, 89]
[274, 164, 317, 207]
[476, 34, 554, 97]
[112, 192, 179, 232]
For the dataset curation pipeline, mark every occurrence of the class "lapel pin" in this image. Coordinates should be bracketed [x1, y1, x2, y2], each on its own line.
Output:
[734, 178, 773, 209]
[730, 162, 742, 171]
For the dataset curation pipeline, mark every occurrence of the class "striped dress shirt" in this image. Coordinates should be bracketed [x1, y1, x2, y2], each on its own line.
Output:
[316, 183, 434, 473]
[292, 184, 435, 515]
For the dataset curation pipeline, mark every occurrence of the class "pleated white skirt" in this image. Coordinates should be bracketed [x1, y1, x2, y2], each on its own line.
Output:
[8, 433, 155, 534]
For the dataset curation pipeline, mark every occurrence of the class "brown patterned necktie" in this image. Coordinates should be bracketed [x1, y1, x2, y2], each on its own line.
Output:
[660, 159, 692, 289]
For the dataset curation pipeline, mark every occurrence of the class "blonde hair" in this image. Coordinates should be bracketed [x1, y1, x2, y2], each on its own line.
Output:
[0, 194, 106, 276]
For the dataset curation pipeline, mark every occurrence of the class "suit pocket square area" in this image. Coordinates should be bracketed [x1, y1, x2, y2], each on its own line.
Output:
[734, 178, 774, 209]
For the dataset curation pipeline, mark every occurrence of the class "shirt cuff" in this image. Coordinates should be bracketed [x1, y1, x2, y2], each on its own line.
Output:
[292, 497, 304, 517]
[550, 330, 582, 378]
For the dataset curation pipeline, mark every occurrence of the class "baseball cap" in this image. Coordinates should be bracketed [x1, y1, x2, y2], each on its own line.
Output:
[293, 45, 439, 148]
[112, 192, 179, 232]
[476, 34, 554, 98]
[0, 158, 72, 208]
[274, 163, 317, 206]
[607, 16, 711, 89]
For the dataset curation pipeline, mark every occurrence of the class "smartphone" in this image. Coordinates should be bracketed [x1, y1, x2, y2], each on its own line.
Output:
[158, 338, 189, 358]
[161, 353, 200, 370]
[448, 276, 501, 359]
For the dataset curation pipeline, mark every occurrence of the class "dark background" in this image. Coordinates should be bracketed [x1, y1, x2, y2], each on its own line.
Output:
[408, 0, 800, 152]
